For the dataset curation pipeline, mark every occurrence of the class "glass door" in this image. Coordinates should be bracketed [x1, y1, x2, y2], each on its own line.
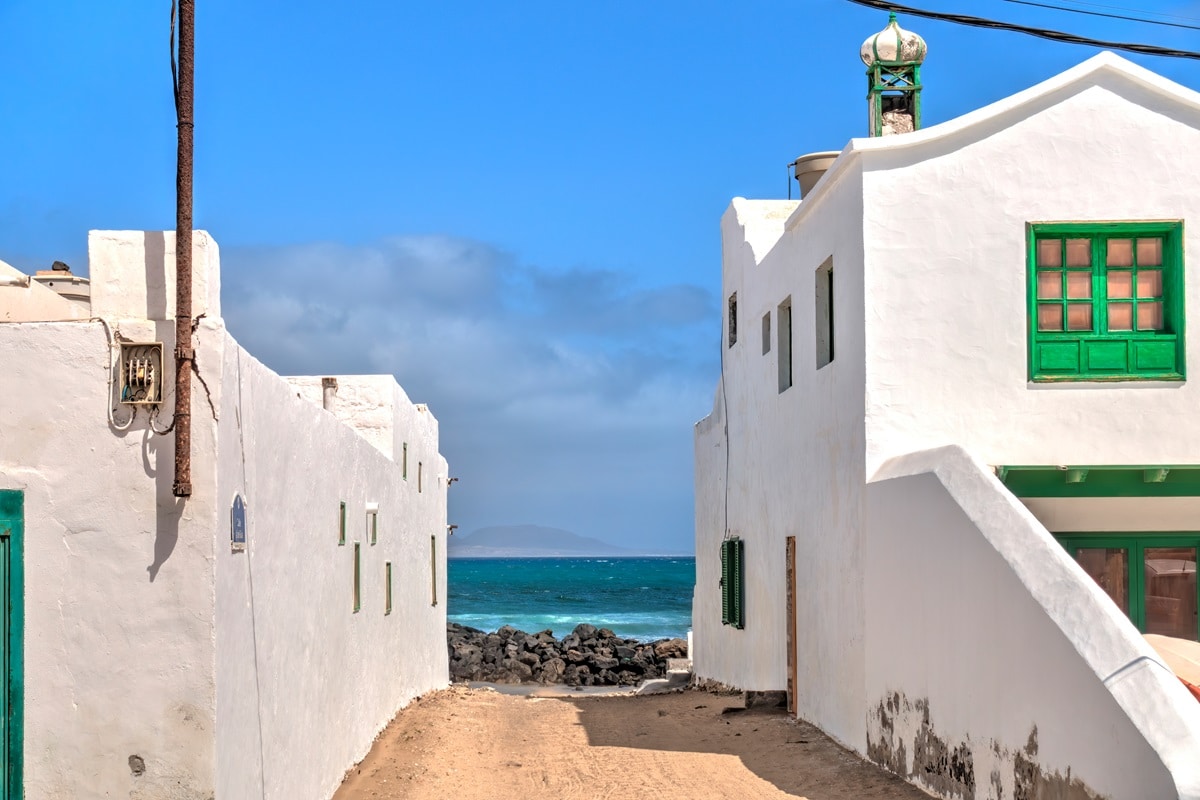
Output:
[1058, 533, 1199, 642]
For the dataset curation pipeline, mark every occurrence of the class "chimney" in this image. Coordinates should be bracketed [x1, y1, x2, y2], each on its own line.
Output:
[32, 261, 91, 313]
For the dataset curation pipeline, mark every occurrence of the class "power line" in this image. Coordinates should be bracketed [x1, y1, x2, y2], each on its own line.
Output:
[845, 0, 1200, 60]
[1000, 0, 1200, 32]
[1049, 0, 1200, 25]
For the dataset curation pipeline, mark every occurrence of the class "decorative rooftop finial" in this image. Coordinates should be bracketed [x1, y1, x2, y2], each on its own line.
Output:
[861, 14, 927, 137]
[860, 13, 927, 67]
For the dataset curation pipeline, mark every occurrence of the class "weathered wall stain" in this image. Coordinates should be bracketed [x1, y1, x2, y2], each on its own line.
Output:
[866, 692, 1108, 800]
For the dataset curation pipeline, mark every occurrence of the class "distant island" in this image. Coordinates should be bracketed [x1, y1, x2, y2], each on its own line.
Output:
[447, 524, 687, 558]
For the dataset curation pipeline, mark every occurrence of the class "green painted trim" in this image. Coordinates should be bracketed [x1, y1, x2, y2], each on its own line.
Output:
[1001, 465, 1200, 497]
[1027, 221, 1185, 382]
[865, 62, 922, 137]
[1055, 532, 1200, 640]
[719, 538, 745, 629]
[0, 490, 23, 797]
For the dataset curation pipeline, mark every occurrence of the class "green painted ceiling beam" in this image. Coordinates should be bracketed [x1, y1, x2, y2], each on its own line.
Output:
[998, 465, 1200, 497]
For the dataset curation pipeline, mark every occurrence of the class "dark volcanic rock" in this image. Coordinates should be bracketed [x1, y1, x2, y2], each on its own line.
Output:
[446, 622, 684, 687]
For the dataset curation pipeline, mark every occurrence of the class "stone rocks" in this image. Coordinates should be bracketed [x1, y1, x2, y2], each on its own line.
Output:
[447, 622, 688, 687]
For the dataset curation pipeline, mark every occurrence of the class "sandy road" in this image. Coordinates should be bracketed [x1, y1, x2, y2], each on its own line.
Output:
[333, 685, 932, 800]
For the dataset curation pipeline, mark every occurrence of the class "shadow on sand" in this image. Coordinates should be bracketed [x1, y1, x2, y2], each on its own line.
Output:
[563, 692, 931, 799]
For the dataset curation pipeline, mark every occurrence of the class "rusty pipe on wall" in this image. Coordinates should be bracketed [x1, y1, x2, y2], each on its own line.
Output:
[172, 0, 195, 498]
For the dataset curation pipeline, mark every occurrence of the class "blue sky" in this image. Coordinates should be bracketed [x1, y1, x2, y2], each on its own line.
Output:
[3, 1, 1200, 553]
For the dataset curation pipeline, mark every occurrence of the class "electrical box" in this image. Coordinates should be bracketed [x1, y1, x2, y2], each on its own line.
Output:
[119, 342, 164, 405]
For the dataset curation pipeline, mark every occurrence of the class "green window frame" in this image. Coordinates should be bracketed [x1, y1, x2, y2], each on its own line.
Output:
[353, 542, 361, 613]
[720, 538, 745, 630]
[385, 561, 393, 615]
[1028, 221, 1184, 381]
[1056, 532, 1199, 641]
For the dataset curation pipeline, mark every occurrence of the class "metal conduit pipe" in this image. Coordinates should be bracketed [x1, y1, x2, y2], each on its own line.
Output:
[172, 0, 195, 498]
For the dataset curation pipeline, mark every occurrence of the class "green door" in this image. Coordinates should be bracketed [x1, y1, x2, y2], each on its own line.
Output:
[0, 490, 23, 799]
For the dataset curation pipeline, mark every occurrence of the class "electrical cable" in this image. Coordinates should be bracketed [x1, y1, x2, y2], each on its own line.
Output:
[97, 317, 137, 432]
[1000, 0, 1200, 32]
[844, 0, 1200, 60]
[1049, 0, 1200, 25]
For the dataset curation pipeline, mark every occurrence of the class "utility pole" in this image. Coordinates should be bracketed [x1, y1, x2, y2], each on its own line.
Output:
[173, 0, 195, 498]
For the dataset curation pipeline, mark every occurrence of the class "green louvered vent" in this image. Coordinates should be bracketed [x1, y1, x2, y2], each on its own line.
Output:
[720, 538, 745, 630]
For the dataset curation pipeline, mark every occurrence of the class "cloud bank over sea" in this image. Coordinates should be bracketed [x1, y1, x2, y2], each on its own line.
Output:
[221, 235, 715, 554]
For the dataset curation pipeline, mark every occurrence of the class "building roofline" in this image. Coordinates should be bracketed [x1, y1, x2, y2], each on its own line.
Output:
[786, 51, 1200, 232]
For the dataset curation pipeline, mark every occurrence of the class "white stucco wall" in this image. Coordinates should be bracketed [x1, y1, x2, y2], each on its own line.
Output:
[0, 230, 449, 799]
[861, 58, 1200, 471]
[0, 320, 219, 799]
[216, 345, 449, 800]
[693, 162, 869, 747]
[865, 447, 1200, 800]
[695, 53, 1200, 798]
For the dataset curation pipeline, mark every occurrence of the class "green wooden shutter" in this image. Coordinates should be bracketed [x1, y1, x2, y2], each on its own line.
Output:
[731, 538, 745, 630]
[720, 540, 731, 625]
[720, 538, 745, 629]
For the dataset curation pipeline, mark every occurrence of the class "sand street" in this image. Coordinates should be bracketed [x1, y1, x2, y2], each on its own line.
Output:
[333, 686, 932, 799]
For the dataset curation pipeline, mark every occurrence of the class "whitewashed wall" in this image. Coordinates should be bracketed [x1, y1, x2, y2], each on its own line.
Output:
[695, 53, 1200, 797]
[0, 319, 219, 799]
[0, 230, 449, 799]
[866, 447, 1200, 800]
[214, 341, 449, 800]
[693, 161, 869, 747]
[862, 57, 1200, 472]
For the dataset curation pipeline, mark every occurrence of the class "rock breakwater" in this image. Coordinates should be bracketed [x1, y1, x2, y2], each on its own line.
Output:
[447, 622, 687, 686]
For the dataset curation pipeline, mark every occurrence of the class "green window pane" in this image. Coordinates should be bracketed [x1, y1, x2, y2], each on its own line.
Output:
[1144, 546, 1197, 641]
[1066, 239, 1091, 267]
[1109, 302, 1133, 331]
[1107, 239, 1134, 267]
[1137, 270, 1163, 299]
[1075, 547, 1130, 618]
[1037, 239, 1062, 267]
[1107, 271, 1133, 299]
[1038, 304, 1063, 331]
[1138, 302, 1164, 331]
[1037, 272, 1062, 299]
[1138, 238, 1163, 267]
[1066, 272, 1091, 299]
[1067, 304, 1092, 332]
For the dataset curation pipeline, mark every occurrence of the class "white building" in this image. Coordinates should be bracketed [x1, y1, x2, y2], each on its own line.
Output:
[694, 19, 1200, 800]
[0, 231, 449, 798]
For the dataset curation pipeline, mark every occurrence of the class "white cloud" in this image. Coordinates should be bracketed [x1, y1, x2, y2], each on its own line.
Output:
[221, 235, 717, 553]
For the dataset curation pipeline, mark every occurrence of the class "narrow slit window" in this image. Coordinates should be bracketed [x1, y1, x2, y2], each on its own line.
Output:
[728, 293, 738, 347]
[402, 443, 408, 480]
[338, 501, 346, 546]
[366, 505, 378, 546]
[385, 561, 393, 615]
[353, 542, 361, 613]
[431, 534, 438, 606]
[762, 312, 771, 355]
[777, 298, 793, 393]
[816, 258, 834, 369]
[418, 462, 423, 493]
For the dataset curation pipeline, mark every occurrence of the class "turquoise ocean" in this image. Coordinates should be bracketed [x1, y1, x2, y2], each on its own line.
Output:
[447, 557, 696, 642]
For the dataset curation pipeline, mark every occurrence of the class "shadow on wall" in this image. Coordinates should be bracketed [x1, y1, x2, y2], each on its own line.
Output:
[564, 695, 929, 798]
[144, 231, 169, 321]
